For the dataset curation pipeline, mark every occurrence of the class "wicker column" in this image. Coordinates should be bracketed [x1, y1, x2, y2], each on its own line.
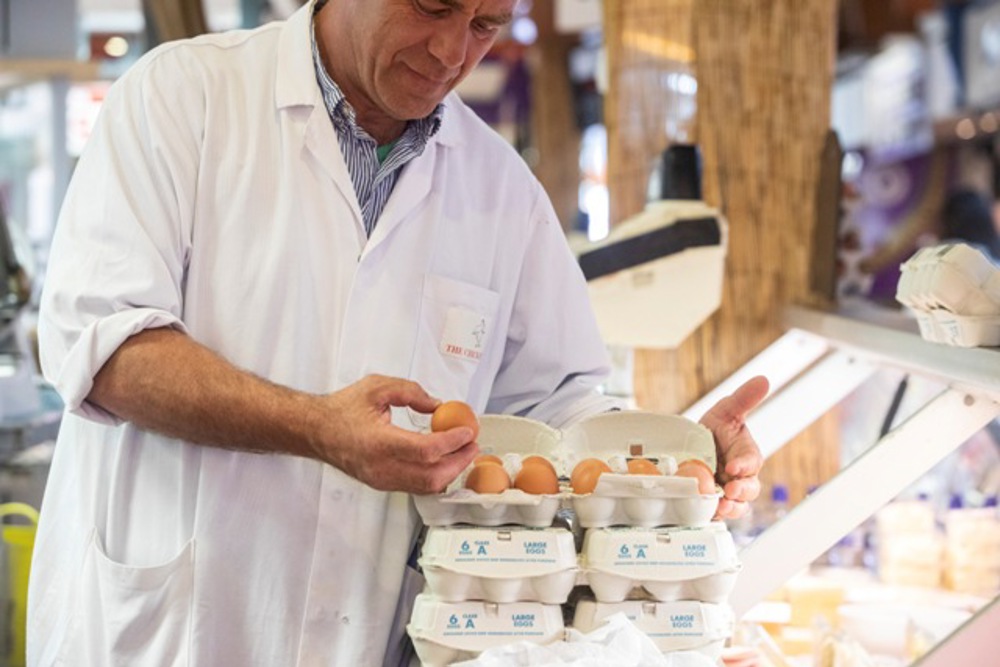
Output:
[604, 0, 840, 502]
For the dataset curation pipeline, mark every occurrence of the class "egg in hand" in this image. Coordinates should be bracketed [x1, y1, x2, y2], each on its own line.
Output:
[431, 400, 479, 441]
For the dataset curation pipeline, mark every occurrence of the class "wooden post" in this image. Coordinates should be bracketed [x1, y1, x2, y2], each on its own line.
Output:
[530, 0, 585, 231]
[604, 0, 841, 502]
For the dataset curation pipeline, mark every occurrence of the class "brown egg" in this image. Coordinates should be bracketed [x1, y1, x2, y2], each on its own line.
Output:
[465, 462, 510, 494]
[570, 458, 613, 495]
[473, 454, 504, 467]
[627, 458, 661, 475]
[513, 462, 559, 495]
[521, 455, 556, 475]
[431, 400, 479, 440]
[676, 458, 716, 494]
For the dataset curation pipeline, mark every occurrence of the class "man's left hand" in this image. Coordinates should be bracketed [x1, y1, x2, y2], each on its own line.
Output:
[698, 376, 770, 520]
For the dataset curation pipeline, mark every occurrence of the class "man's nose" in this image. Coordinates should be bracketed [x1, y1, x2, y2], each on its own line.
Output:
[427, 18, 469, 70]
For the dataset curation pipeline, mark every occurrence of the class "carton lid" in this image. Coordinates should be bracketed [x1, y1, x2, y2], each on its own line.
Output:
[581, 524, 740, 578]
[408, 595, 564, 650]
[420, 526, 578, 576]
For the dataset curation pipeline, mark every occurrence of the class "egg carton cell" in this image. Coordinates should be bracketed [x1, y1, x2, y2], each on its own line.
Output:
[570, 484, 720, 528]
[584, 569, 739, 604]
[413, 489, 563, 528]
[422, 568, 579, 604]
[407, 595, 564, 667]
[571, 599, 734, 660]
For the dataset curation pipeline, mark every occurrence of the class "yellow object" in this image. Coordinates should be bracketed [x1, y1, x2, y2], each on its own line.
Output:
[785, 575, 845, 628]
[0, 503, 39, 667]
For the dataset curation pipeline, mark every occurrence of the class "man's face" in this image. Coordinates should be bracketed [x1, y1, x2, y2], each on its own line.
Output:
[332, 0, 518, 122]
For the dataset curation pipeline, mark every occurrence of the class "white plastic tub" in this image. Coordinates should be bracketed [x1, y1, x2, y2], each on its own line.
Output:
[419, 526, 579, 603]
[407, 594, 564, 666]
[581, 523, 740, 603]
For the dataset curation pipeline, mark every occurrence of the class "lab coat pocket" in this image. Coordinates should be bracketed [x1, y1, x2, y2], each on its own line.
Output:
[409, 274, 500, 403]
[60, 529, 194, 666]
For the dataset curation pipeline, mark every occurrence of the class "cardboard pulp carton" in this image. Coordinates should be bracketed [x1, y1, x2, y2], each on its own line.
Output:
[897, 243, 1000, 316]
[571, 599, 734, 660]
[407, 594, 564, 666]
[581, 523, 740, 603]
[419, 526, 579, 604]
[413, 411, 720, 528]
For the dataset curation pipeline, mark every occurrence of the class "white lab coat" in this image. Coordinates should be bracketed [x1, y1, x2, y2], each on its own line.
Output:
[30, 3, 618, 666]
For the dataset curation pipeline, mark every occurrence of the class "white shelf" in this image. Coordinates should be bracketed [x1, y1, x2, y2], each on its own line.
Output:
[719, 304, 1000, 651]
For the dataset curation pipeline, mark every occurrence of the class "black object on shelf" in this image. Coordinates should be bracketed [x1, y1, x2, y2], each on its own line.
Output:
[653, 144, 703, 201]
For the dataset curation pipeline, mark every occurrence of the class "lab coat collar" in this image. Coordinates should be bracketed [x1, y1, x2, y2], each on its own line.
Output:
[275, 0, 462, 149]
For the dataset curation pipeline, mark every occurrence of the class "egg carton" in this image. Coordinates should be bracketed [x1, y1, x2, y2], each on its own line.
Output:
[419, 526, 579, 603]
[911, 309, 1000, 347]
[897, 243, 1000, 316]
[571, 599, 734, 660]
[581, 523, 741, 603]
[407, 594, 564, 667]
[415, 412, 717, 528]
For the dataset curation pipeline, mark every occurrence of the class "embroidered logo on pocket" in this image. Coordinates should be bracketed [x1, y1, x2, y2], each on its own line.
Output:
[440, 307, 489, 362]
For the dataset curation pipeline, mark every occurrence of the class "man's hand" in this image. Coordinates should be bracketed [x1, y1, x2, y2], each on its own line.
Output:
[699, 376, 769, 520]
[316, 375, 479, 495]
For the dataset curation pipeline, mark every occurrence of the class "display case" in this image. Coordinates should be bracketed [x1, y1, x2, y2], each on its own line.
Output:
[684, 303, 1000, 663]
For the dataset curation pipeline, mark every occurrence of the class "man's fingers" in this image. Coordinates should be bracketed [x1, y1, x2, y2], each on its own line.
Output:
[722, 475, 760, 504]
[392, 426, 476, 464]
[715, 497, 749, 521]
[371, 376, 441, 414]
[723, 439, 764, 479]
[397, 440, 479, 495]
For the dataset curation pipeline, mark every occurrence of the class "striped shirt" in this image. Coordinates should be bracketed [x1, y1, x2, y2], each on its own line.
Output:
[310, 6, 443, 236]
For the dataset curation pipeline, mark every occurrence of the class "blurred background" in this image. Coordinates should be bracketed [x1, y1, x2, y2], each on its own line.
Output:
[1, 1, 1000, 666]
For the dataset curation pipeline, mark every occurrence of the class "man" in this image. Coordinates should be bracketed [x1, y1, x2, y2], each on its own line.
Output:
[29, 0, 767, 665]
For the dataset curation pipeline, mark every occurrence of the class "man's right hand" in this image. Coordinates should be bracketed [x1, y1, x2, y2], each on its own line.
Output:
[89, 329, 478, 495]
[313, 375, 479, 495]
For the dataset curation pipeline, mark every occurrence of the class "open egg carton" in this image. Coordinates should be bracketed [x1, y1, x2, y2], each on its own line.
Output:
[412, 411, 721, 529]
[572, 598, 735, 662]
[418, 525, 579, 604]
[580, 523, 741, 604]
[407, 593, 565, 667]
[896, 242, 1000, 347]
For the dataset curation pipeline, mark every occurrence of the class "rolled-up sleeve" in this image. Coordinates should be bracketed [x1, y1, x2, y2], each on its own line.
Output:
[38, 48, 201, 424]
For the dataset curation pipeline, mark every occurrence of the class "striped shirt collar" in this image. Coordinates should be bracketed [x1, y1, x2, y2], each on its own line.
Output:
[311, 1, 443, 147]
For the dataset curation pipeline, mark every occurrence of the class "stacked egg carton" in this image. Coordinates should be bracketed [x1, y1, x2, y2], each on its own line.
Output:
[566, 412, 739, 662]
[407, 417, 577, 666]
[407, 412, 739, 666]
[896, 242, 1000, 347]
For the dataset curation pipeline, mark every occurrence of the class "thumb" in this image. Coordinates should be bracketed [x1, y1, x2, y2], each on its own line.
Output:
[704, 375, 769, 425]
